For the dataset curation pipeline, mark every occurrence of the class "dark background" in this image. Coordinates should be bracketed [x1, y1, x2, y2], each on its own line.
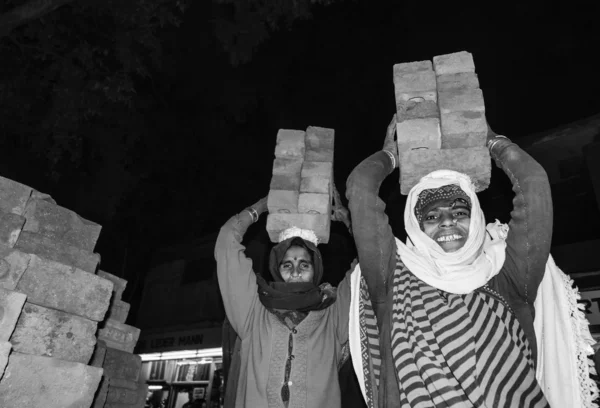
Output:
[1, 0, 599, 312]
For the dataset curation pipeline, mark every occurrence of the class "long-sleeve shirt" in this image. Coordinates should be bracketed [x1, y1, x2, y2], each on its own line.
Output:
[345, 140, 553, 361]
[215, 212, 352, 408]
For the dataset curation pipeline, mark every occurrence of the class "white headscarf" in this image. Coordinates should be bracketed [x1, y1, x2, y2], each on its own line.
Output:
[396, 169, 509, 294]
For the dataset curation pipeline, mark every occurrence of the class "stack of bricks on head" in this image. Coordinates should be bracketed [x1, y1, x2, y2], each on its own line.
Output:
[266, 126, 335, 244]
[394, 50, 491, 195]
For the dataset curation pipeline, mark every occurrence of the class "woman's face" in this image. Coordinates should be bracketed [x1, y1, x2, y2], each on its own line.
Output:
[421, 199, 471, 253]
[279, 245, 315, 283]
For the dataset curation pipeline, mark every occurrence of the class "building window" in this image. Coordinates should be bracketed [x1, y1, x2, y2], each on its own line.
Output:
[149, 360, 168, 380]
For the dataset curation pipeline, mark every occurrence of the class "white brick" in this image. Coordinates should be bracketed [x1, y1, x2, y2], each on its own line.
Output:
[0, 287, 27, 342]
[274, 129, 306, 158]
[267, 190, 299, 214]
[440, 111, 488, 148]
[298, 193, 331, 215]
[300, 176, 331, 194]
[393, 60, 433, 75]
[436, 72, 479, 92]
[438, 88, 485, 114]
[396, 118, 442, 154]
[272, 158, 303, 175]
[395, 89, 437, 103]
[393, 70, 436, 93]
[300, 161, 332, 178]
[399, 147, 491, 194]
[433, 51, 475, 76]
[306, 127, 335, 150]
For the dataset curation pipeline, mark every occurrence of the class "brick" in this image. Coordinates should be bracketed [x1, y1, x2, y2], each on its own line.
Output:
[274, 129, 306, 158]
[10, 302, 97, 364]
[436, 72, 480, 92]
[23, 198, 102, 252]
[98, 319, 141, 353]
[393, 60, 433, 75]
[305, 148, 334, 162]
[396, 118, 442, 154]
[399, 147, 491, 194]
[0, 210, 25, 248]
[306, 126, 335, 150]
[272, 157, 303, 175]
[0, 176, 32, 216]
[0, 341, 11, 380]
[438, 88, 485, 114]
[0, 247, 31, 291]
[15, 230, 100, 274]
[440, 111, 488, 148]
[103, 347, 142, 381]
[266, 213, 331, 244]
[433, 51, 475, 76]
[97, 270, 127, 301]
[300, 176, 331, 194]
[0, 287, 27, 342]
[107, 385, 138, 404]
[267, 190, 299, 214]
[395, 89, 437, 103]
[106, 378, 140, 404]
[90, 340, 107, 368]
[92, 376, 110, 408]
[270, 173, 301, 191]
[106, 300, 131, 324]
[397, 98, 439, 121]
[298, 193, 331, 215]
[393, 70, 436, 93]
[15, 254, 113, 321]
[0, 352, 103, 408]
[300, 161, 333, 178]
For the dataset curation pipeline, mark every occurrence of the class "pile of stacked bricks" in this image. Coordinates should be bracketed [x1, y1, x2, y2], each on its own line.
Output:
[0, 176, 146, 408]
[393, 50, 490, 194]
[266, 126, 335, 243]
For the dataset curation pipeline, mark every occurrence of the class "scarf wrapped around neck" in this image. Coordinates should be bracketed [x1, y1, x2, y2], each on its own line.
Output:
[256, 236, 336, 313]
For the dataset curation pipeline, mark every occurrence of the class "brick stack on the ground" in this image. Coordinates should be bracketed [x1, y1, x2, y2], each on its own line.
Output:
[267, 126, 335, 243]
[394, 51, 491, 194]
[92, 270, 147, 408]
[90, 339, 147, 408]
[0, 175, 146, 408]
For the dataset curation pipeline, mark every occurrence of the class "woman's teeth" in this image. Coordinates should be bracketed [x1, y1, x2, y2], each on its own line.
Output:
[437, 234, 462, 242]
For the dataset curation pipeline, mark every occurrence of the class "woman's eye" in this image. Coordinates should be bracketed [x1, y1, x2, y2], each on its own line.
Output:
[424, 214, 437, 221]
[455, 210, 470, 217]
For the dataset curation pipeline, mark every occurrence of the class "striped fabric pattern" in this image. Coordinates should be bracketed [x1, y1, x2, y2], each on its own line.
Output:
[359, 275, 381, 407]
[391, 259, 549, 408]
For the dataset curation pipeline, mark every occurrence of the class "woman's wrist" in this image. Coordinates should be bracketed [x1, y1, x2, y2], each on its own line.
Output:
[245, 207, 259, 223]
[382, 149, 396, 172]
[487, 135, 511, 156]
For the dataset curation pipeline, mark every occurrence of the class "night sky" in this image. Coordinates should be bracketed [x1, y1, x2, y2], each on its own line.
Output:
[1, 0, 599, 311]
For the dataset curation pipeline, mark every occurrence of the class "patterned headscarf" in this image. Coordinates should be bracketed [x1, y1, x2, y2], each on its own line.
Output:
[414, 184, 472, 223]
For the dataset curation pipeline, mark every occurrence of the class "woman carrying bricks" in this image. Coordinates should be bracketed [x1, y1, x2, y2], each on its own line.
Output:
[215, 195, 354, 408]
[345, 115, 598, 407]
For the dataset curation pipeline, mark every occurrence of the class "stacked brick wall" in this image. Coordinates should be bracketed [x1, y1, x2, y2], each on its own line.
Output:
[0, 176, 146, 408]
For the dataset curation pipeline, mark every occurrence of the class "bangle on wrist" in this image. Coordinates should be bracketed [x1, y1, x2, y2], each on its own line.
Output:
[245, 207, 259, 223]
[383, 150, 396, 171]
[487, 135, 510, 154]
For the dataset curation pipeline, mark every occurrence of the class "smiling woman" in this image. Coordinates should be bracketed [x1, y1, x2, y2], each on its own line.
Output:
[418, 191, 472, 253]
